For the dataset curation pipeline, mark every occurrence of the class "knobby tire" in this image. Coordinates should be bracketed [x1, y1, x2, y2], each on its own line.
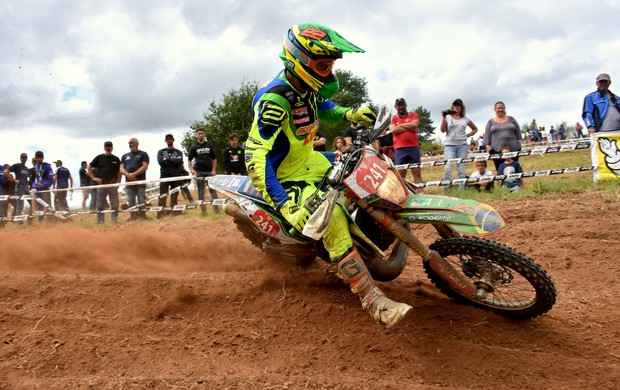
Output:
[425, 236, 556, 319]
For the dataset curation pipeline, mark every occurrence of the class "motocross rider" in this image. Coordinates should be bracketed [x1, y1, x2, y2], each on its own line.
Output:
[244, 23, 412, 328]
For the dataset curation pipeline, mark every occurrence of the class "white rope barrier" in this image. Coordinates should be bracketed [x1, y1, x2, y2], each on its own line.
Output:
[396, 140, 591, 170]
[413, 165, 595, 188]
[0, 141, 599, 222]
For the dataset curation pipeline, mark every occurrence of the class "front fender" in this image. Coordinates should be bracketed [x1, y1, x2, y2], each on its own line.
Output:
[394, 194, 505, 235]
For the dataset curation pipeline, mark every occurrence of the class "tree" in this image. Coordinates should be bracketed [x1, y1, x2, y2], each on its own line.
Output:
[329, 69, 372, 108]
[319, 69, 374, 148]
[182, 79, 260, 167]
[413, 106, 435, 143]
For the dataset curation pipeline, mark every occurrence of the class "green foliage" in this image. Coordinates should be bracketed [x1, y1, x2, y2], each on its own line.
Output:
[319, 69, 373, 146]
[525, 118, 538, 131]
[420, 139, 443, 155]
[420, 148, 614, 200]
[182, 79, 260, 168]
[413, 106, 436, 143]
[329, 69, 372, 108]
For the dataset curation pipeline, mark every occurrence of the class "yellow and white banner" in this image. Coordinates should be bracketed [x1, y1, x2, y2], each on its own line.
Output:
[592, 131, 620, 182]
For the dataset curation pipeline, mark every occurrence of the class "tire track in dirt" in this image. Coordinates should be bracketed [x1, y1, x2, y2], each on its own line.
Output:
[1, 192, 619, 389]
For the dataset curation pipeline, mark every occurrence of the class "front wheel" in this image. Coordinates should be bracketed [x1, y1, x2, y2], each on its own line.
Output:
[425, 236, 556, 319]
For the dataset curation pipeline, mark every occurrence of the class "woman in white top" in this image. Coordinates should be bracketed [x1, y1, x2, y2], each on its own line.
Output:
[440, 98, 479, 190]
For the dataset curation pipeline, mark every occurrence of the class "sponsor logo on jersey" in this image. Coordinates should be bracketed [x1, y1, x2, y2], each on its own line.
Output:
[296, 121, 318, 136]
[293, 116, 311, 125]
[247, 136, 263, 146]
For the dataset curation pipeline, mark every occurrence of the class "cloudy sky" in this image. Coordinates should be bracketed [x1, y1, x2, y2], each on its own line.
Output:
[2, 0, 618, 182]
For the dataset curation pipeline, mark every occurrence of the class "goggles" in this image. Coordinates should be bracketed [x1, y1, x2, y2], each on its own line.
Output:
[284, 37, 336, 78]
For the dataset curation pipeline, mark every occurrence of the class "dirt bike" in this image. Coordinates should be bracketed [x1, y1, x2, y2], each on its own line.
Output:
[208, 106, 556, 320]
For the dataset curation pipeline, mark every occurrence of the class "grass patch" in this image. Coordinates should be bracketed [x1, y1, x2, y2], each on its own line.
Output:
[414, 148, 619, 201]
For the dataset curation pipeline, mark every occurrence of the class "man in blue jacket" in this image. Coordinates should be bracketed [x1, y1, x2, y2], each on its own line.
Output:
[32, 151, 54, 220]
[582, 73, 620, 133]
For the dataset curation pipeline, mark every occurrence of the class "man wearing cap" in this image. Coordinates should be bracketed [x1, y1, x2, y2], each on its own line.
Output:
[157, 133, 185, 218]
[52, 160, 73, 211]
[390, 98, 423, 184]
[4, 153, 30, 218]
[89, 141, 121, 223]
[31, 151, 54, 219]
[582, 73, 620, 133]
[120, 138, 150, 221]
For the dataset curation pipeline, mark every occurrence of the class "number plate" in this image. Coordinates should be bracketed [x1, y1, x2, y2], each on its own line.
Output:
[251, 209, 281, 236]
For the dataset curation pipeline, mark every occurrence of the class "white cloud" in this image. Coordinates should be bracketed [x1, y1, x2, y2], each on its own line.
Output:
[1, 0, 619, 178]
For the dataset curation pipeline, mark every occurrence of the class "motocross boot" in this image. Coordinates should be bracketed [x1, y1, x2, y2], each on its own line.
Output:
[337, 247, 412, 329]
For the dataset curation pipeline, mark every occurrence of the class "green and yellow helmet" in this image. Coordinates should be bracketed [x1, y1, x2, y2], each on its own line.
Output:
[280, 23, 364, 99]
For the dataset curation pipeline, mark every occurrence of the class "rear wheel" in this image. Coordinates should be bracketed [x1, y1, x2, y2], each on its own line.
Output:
[425, 236, 556, 319]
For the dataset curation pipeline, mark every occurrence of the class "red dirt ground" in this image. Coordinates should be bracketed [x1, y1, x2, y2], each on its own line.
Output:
[1, 191, 619, 389]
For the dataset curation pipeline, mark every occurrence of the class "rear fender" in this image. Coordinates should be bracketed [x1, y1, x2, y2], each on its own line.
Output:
[209, 175, 309, 243]
[394, 194, 505, 235]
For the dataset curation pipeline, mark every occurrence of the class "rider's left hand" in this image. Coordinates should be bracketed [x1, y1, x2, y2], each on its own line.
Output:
[345, 106, 376, 128]
[279, 200, 312, 233]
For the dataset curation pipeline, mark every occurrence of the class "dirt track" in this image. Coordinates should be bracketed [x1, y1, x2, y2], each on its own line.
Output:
[1, 191, 619, 389]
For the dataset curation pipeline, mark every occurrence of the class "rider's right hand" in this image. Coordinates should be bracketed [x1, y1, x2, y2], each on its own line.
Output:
[340, 143, 355, 154]
[280, 200, 312, 233]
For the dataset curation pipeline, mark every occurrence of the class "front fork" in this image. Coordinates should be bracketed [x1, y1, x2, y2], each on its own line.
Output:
[357, 200, 476, 297]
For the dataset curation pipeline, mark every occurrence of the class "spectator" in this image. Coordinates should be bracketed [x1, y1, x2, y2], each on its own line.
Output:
[582, 73, 620, 133]
[0, 167, 5, 227]
[440, 98, 479, 190]
[157, 133, 184, 218]
[468, 160, 494, 192]
[312, 129, 327, 152]
[31, 151, 54, 220]
[549, 125, 557, 143]
[343, 122, 358, 145]
[4, 153, 30, 218]
[188, 128, 219, 216]
[53, 160, 73, 211]
[223, 133, 246, 175]
[477, 135, 486, 152]
[78, 161, 94, 212]
[484, 101, 523, 171]
[575, 122, 585, 138]
[333, 136, 346, 152]
[2, 163, 15, 217]
[558, 124, 566, 140]
[390, 97, 423, 184]
[120, 137, 150, 221]
[89, 141, 121, 224]
[498, 146, 523, 193]
[542, 127, 549, 145]
[332, 136, 346, 160]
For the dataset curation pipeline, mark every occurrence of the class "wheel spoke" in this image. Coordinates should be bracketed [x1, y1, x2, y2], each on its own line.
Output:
[426, 236, 556, 319]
